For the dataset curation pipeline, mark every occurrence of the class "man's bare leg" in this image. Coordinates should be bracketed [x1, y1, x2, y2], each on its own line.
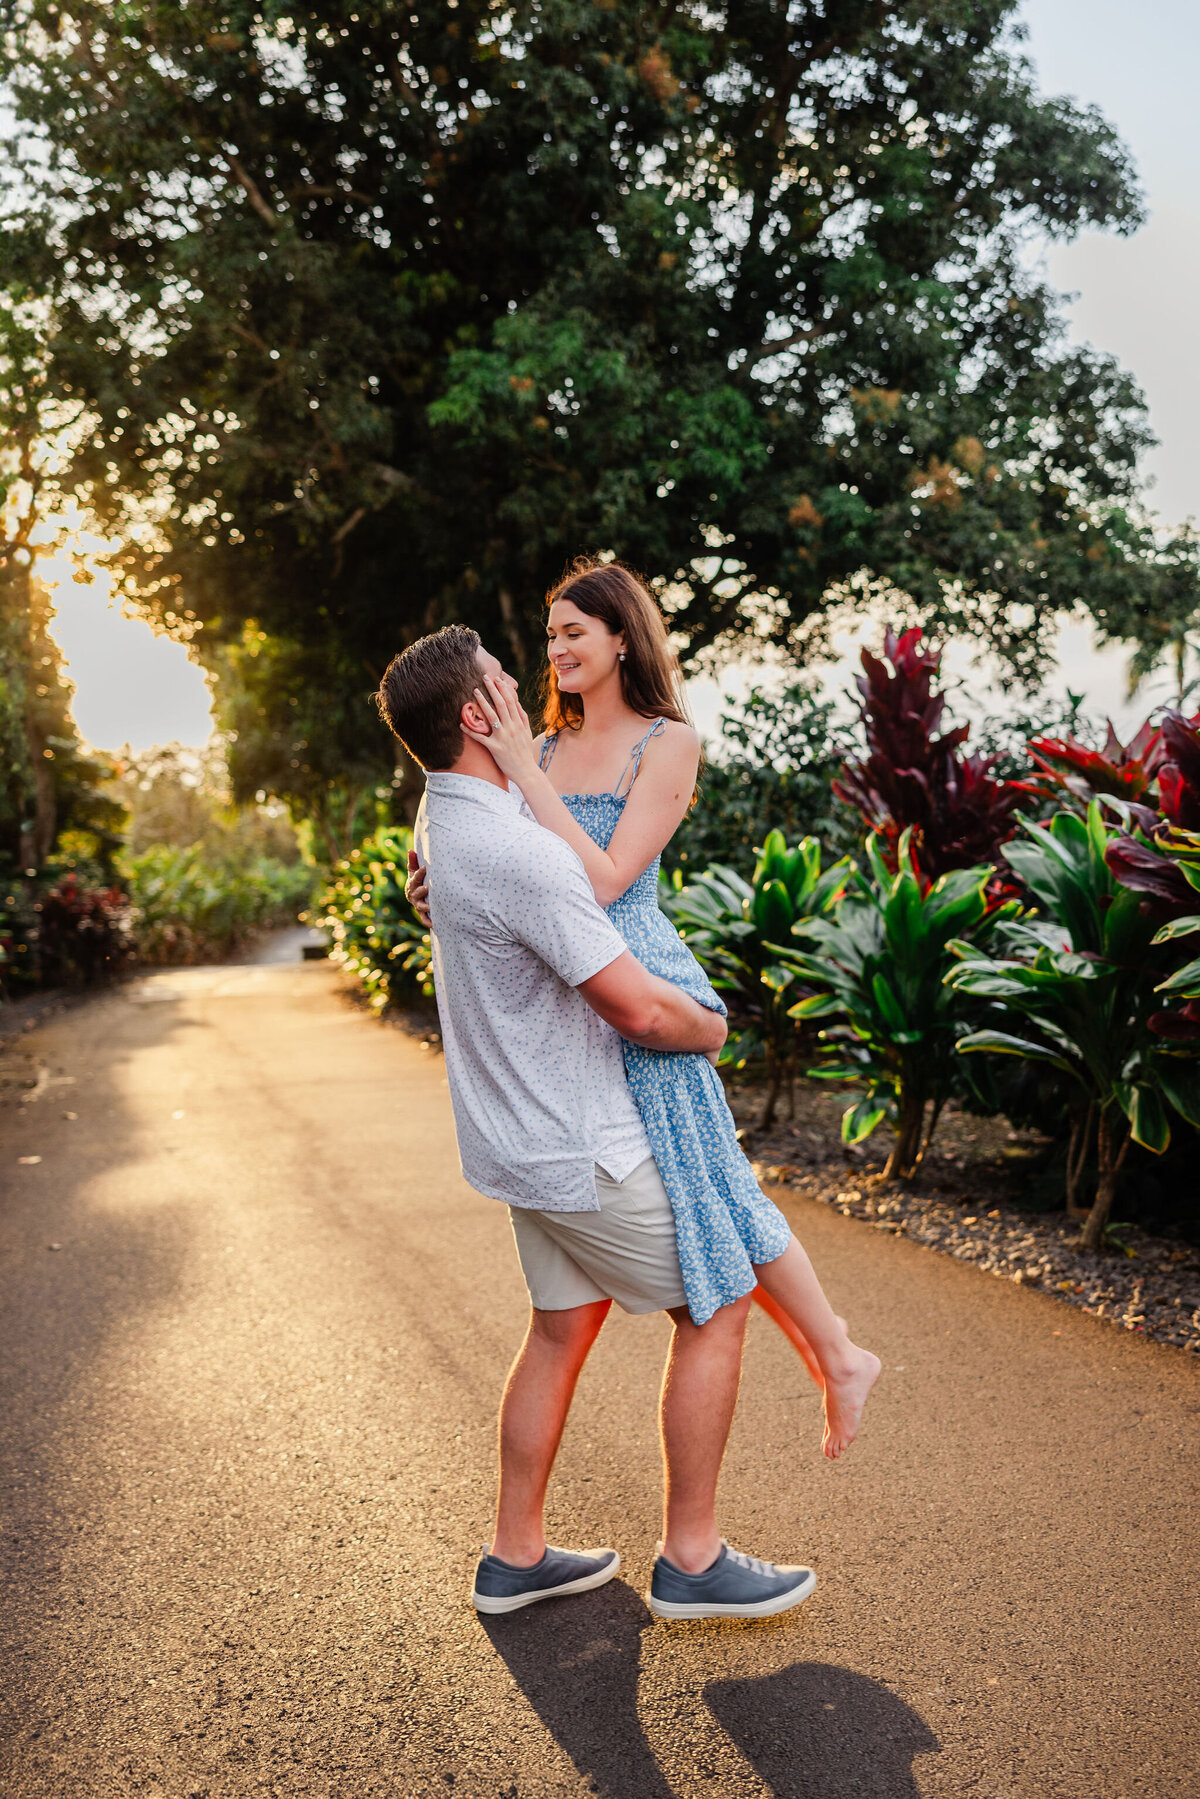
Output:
[753, 1237, 881, 1460]
[490, 1299, 611, 1566]
[659, 1293, 752, 1574]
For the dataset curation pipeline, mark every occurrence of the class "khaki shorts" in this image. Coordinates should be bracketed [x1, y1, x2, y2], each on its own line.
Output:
[509, 1156, 688, 1315]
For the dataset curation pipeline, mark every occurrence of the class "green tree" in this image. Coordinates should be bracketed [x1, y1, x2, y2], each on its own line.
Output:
[0, 289, 121, 883]
[3, 1, 1187, 825]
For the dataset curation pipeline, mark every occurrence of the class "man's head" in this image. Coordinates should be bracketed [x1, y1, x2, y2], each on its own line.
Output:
[377, 625, 505, 771]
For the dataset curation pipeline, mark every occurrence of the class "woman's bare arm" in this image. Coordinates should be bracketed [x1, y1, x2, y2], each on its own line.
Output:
[467, 673, 699, 906]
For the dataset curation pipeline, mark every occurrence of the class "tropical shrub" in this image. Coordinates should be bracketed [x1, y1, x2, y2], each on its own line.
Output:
[664, 683, 858, 879]
[833, 627, 1025, 885]
[35, 875, 133, 985]
[0, 873, 133, 992]
[125, 844, 314, 964]
[1018, 707, 1200, 829]
[1122, 824, 1200, 1045]
[311, 825, 432, 1013]
[948, 806, 1200, 1249]
[666, 831, 853, 1127]
[780, 830, 1015, 1178]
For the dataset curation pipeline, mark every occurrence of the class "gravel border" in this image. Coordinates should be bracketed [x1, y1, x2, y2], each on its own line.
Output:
[752, 1159, 1200, 1354]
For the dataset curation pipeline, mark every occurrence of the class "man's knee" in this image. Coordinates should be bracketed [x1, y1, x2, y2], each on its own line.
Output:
[529, 1298, 611, 1356]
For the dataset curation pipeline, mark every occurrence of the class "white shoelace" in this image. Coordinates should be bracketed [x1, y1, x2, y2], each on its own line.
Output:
[723, 1543, 775, 1578]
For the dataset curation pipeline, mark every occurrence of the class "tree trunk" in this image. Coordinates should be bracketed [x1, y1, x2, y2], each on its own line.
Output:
[912, 1094, 945, 1171]
[760, 1042, 781, 1130]
[884, 1088, 925, 1180]
[1081, 1109, 1130, 1252]
[1065, 1103, 1094, 1218]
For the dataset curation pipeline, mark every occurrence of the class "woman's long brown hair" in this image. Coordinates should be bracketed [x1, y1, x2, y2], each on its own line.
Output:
[539, 558, 691, 735]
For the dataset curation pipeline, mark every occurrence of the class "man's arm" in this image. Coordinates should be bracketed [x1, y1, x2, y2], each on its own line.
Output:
[578, 952, 727, 1057]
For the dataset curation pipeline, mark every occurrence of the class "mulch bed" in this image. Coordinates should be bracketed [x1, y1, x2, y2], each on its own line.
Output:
[727, 1076, 1200, 1356]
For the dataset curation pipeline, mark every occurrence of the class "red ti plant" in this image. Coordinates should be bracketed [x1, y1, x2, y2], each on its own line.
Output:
[1156, 711, 1200, 829]
[1018, 707, 1200, 831]
[833, 627, 1024, 887]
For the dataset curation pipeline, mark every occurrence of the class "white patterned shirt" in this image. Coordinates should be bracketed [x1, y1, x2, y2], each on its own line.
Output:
[414, 772, 652, 1211]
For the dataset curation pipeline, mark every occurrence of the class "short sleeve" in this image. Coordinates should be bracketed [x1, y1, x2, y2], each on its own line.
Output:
[492, 830, 627, 988]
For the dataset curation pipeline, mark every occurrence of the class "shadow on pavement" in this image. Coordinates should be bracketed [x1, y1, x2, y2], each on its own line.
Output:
[707, 1660, 940, 1798]
[481, 1579, 674, 1797]
[482, 1582, 939, 1798]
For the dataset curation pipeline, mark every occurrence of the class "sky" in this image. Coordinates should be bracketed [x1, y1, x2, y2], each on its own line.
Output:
[47, 0, 1200, 754]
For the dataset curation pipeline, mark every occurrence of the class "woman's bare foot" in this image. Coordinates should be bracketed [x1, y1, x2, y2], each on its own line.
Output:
[821, 1345, 882, 1459]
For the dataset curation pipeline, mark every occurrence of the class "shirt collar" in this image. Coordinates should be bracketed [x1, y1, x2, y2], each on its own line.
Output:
[424, 771, 521, 815]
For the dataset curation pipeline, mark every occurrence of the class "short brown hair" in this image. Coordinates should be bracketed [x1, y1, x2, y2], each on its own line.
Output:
[377, 625, 482, 770]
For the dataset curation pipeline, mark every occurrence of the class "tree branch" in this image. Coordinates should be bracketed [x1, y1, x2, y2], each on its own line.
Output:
[223, 153, 278, 227]
[748, 325, 821, 366]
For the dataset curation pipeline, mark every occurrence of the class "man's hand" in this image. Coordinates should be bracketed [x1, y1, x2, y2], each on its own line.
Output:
[579, 952, 728, 1057]
[406, 850, 432, 928]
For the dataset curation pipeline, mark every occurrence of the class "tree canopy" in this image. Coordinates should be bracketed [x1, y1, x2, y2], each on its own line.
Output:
[2, 0, 1194, 818]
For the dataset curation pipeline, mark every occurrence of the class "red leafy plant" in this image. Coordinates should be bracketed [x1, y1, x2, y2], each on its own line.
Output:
[833, 627, 1024, 888]
[1019, 708, 1200, 831]
[35, 874, 133, 986]
[1019, 706, 1200, 921]
[1108, 825, 1200, 1043]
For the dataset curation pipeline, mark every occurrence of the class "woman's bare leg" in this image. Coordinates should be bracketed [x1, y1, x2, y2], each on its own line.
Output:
[751, 1287, 842, 1389]
[753, 1237, 881, 1460]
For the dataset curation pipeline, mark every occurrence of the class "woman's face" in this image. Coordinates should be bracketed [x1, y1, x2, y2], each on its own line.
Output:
[546, 598, 624, 696]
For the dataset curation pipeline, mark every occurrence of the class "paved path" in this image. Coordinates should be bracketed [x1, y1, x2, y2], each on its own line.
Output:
[1, 963, 1197, 1799]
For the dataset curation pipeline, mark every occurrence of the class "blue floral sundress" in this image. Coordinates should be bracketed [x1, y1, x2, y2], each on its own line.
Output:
[540, 721, 791, 1325]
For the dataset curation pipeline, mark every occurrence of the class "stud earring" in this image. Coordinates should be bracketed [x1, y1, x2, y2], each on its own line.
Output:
[619, 652, 626, 662]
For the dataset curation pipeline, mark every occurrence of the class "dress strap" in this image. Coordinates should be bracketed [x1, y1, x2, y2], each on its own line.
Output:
[613, 718, 667, 800]
[538, 731, 559, 772]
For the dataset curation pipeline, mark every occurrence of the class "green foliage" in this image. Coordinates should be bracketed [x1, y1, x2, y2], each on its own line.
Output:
[2, 1, 1185, 833]
[108, 740, 317, 963]
[112, 741, 305, 864]
[781, 831, 1014, 1177]
[665, 683, 859, 880]
[123, 844, 315, 965]
[210, 631, 413, 862]
[948, 805, 1200, 1247]
[666, 830, 853, 1127]
[312, 825, 432, 1013]
[0, 291, 124, 891]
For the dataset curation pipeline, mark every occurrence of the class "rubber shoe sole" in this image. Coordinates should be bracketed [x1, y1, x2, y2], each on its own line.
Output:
[472, 1551, 620, 1615]
[647, 1566, 816, 1621]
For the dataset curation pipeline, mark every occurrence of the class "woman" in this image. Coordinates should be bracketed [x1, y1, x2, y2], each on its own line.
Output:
[409, 558, 879, 1458]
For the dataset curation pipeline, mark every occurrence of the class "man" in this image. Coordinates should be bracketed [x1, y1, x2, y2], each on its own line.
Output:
[378, 624, 815, 1622]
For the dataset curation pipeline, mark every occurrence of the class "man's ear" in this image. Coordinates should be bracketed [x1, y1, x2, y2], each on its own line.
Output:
[461, 697, 491, 740]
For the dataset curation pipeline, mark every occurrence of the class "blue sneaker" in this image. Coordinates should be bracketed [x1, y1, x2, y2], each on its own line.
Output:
[648, 1541, 816, 1620]
[471, 1544, 620, 1615]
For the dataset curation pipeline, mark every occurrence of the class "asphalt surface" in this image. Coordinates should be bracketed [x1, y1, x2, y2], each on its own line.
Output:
[1, 960, 1198, 1799]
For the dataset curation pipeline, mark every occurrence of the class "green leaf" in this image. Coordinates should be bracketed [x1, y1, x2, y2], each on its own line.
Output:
[1129, 1085, 1170, 1154]
[871, 970, 908, 1032]
[956, 1030, 1075, 1074]
[788, 991, 842, 1020]
[842, 1098, 889, 1145]
[752, 877, 794, 945]
[754, 829, 789, 889]
[1155, 1062, 1200, 1130]
[1154, 957, 1200, 997]
[1150, 914, 1200, 945]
